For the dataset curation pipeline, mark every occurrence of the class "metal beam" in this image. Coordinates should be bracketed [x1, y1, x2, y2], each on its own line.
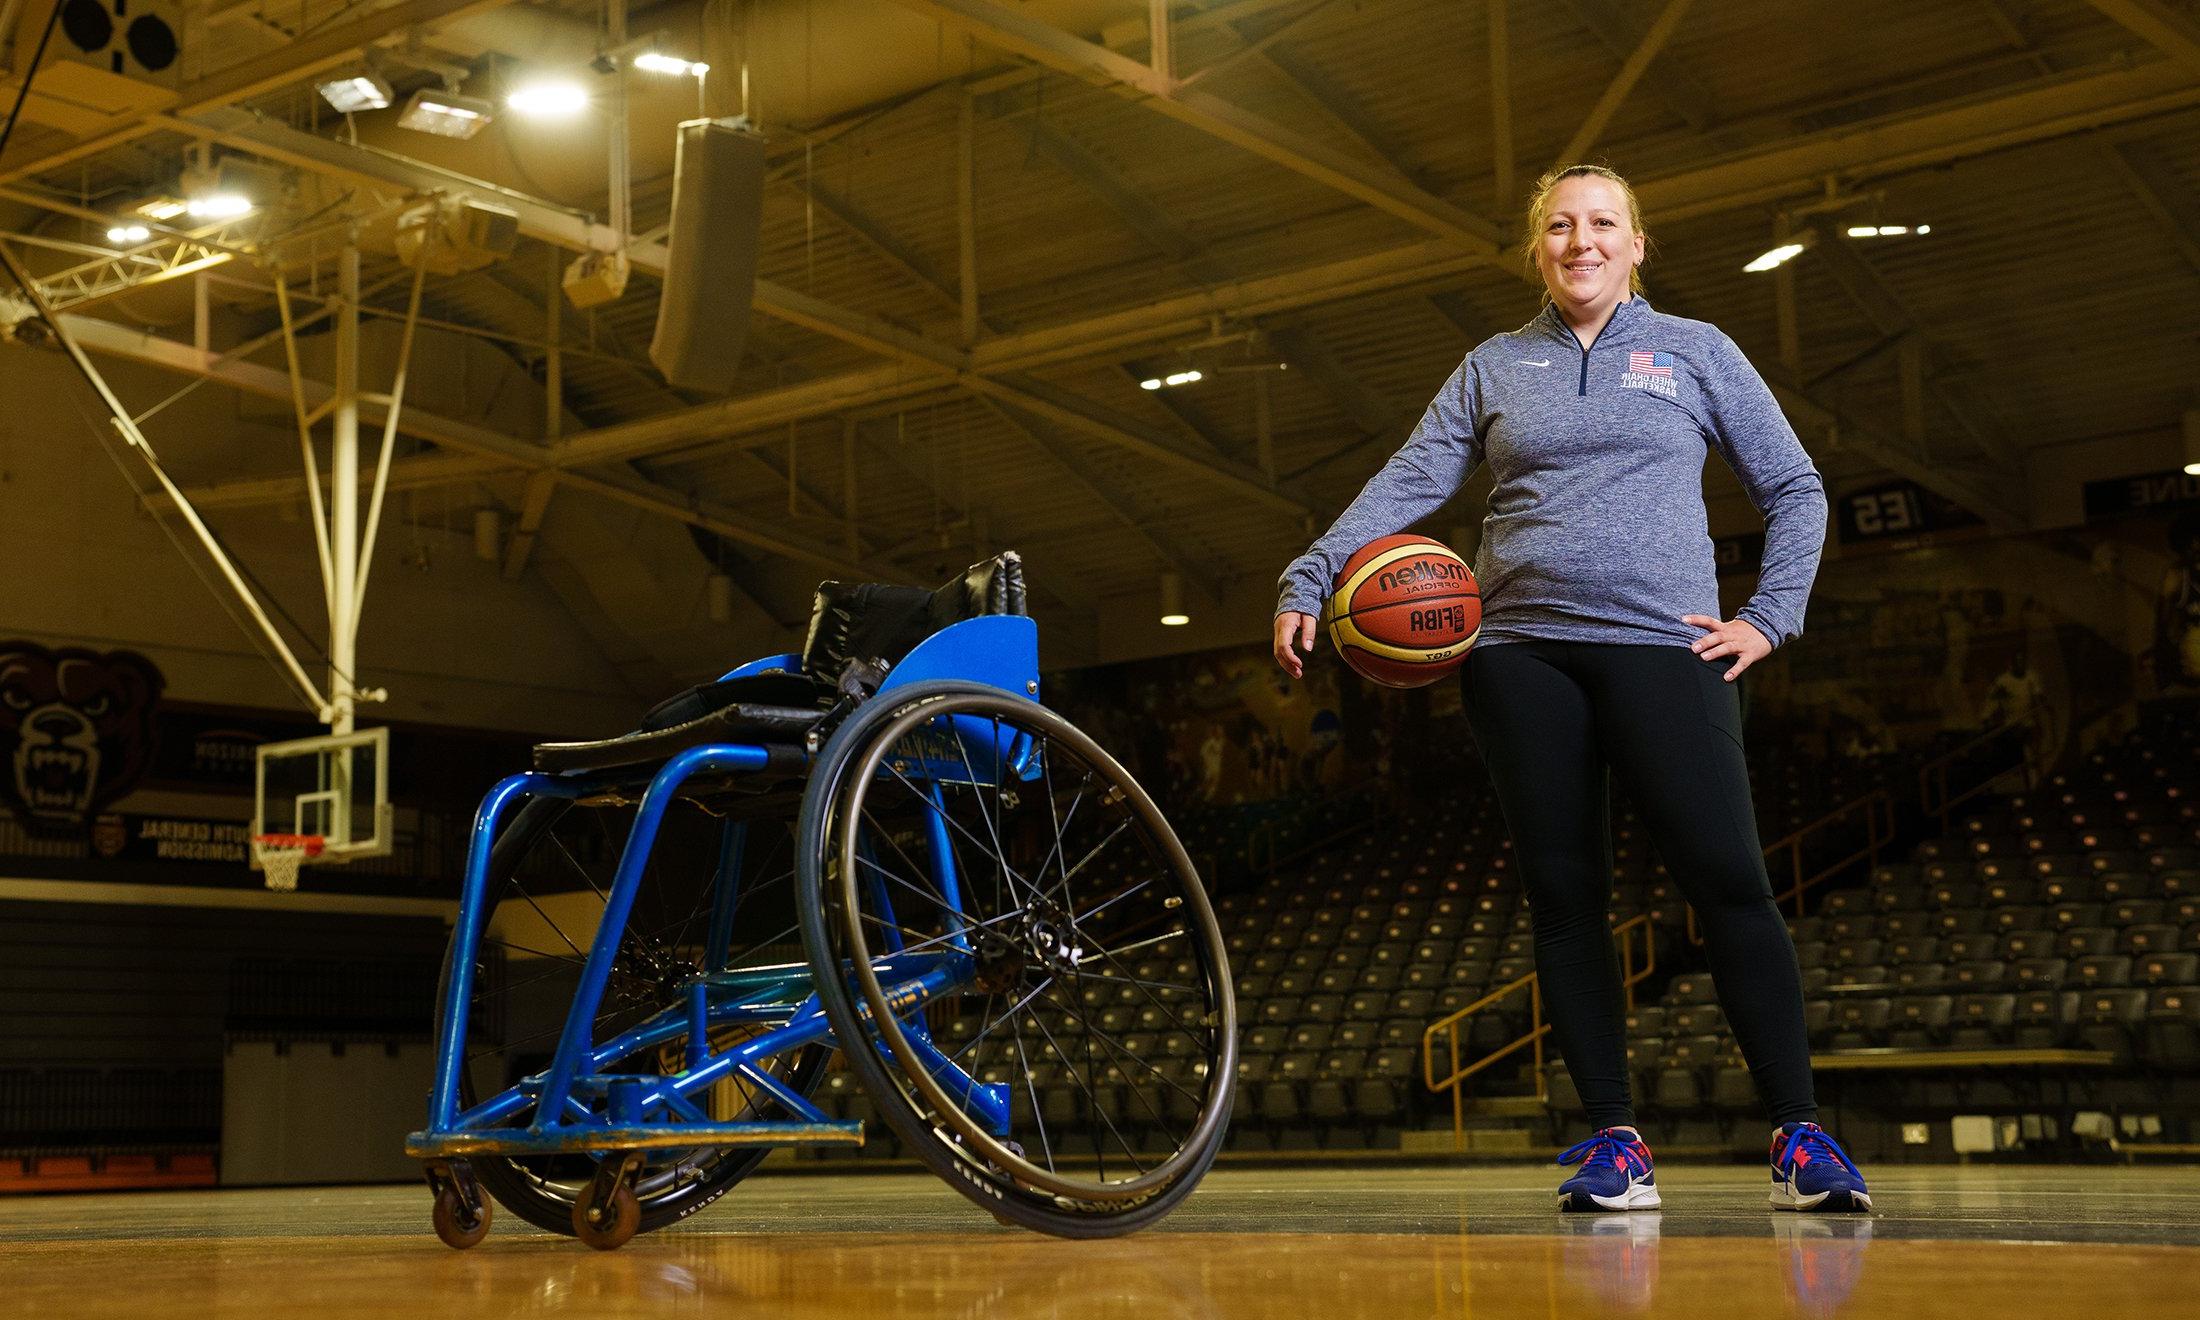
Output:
[1642, 282, 2024, 529]
[170, 107, 967, 378]
[77, 313, 908, 581]
[1804, 230, 2021, 468]
[793, 176, 962, 312]
[1553, 0, 1721, 136]
[1266, 325, 1416, 440]
[2084, 0, 2200, 79]
[179, 59, 2194, 528]
[1022, 119, 1230, 282]
[501, 471, 559, 581]
[1637, 60, 2200, 222]
[966, 372, 1314, 516]
[881, 0, 1501, 252]
[957, 90, 981, 344]
[1489, 0, 1514, 212]
[975, 395, 1225, 602]
[2099, 141, 2200, 278]
[0, 0, 512, 186]
[1250, 44, 1429, 196]
[1554, 0, 1696, 167]
[1765, 374, 2023, 531]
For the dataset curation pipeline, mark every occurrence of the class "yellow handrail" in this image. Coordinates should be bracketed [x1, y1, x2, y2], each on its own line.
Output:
[1686, 788, 1896, 944]
[1917, 719, 2032, 831]
[1420, 913, 1656, 1152]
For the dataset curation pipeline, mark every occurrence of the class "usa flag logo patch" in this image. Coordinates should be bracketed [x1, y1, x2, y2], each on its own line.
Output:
[1621, 350, 1679, 398]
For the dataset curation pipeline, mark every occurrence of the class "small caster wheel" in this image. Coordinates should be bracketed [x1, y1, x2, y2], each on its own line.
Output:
[571, 1181, 639, 1250]
[433, 1184, 492, 1249]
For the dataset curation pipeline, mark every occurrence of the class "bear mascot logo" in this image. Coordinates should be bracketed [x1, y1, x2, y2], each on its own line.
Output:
[0, 642, 163, 835]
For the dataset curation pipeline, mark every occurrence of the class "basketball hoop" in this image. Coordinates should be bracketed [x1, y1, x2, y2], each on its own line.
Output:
[252, 833, 324, 892]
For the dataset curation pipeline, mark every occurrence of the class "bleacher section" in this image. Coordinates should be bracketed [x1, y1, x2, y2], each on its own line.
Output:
[793, 726, 1974, 1159]
[1553, 703, 2200, 1157]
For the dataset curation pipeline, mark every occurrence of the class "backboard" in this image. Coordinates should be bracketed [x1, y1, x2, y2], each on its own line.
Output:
[251, 727, 393, 872]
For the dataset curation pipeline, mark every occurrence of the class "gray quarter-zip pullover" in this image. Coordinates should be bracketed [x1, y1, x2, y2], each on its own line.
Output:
[1276, 296, 1827, 650]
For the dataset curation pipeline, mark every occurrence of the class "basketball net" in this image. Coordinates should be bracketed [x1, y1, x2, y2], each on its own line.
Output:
[252, 834, 324, 892]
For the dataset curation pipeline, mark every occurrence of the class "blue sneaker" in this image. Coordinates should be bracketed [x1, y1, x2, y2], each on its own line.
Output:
[1556, 1128, 1660, 1212]
[1769, 1122, 1873, 1212]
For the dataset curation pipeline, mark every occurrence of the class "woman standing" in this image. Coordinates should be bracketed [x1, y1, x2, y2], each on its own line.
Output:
[1273, 165, 1869, 1214]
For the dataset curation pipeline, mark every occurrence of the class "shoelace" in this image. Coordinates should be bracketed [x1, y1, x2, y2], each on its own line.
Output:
[1557, 1130, 1650, 1177]
[1775, 1124, 1863, 1179]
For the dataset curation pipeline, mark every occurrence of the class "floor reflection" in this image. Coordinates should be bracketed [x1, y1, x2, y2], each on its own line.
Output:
[7, 1170, 2200, 1320]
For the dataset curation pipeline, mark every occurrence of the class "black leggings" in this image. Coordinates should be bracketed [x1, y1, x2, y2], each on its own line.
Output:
[1459, 639, 1816, 1130]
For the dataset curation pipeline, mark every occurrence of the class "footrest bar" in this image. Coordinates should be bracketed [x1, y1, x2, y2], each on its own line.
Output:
[405, 1120, 865, 1158]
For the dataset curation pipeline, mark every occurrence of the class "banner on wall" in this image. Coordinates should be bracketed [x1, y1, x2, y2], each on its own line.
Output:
[1834, 480, 1986, 546]
[90, 813, 253, 866]
[2083, 468, 2200, 522]
[145, 708, 320, 790]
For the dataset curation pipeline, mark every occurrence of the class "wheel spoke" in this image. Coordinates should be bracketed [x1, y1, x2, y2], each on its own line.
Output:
[1006, 1005, 1057, 1175]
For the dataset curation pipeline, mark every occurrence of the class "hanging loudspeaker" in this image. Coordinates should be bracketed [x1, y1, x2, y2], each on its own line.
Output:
[650, 119, 766, 395]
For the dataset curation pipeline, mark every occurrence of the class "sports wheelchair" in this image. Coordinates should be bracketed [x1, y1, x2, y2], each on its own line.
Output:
[408, 553, 1236, 1246]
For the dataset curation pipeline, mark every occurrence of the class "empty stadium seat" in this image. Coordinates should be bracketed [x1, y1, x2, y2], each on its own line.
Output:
[1950, 993, 2017, 1048]
[2012, 990, 2076, 1048]
[2073, 989, 2147, 1062]
[1887, 995, 1953, 1048]
[2143, 988, 2200, 1071]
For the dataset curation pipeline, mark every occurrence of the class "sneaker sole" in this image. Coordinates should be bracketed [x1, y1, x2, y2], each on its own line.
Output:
[1770, 1183, 1872, 1213]
[1562, 1182, 1661, 1212]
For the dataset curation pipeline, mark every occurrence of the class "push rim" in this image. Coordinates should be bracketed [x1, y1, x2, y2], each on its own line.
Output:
[827, 689, 1236, 1204]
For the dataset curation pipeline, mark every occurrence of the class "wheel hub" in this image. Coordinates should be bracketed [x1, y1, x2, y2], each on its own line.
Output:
[971, 927, 1027, 994]
[1016, 900, 1085, 977]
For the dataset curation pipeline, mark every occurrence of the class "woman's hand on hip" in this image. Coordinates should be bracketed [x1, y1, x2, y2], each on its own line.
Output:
[1682, 614, 1771, 681]
[1274, 612, 1318, 678]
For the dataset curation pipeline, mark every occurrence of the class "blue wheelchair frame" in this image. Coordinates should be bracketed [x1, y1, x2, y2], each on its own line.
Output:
[406, 615, 1042, 1163]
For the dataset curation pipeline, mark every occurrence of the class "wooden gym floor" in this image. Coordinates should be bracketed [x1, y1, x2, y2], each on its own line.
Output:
[3, 1163, 2197, 1318]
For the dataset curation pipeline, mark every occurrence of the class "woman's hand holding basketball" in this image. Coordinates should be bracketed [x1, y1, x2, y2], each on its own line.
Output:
[1682, 614, 1771, 681]
[1274, 611, 1318, 679]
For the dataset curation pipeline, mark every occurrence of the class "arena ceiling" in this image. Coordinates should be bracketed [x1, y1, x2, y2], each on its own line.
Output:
[1, 0, 2196, 677]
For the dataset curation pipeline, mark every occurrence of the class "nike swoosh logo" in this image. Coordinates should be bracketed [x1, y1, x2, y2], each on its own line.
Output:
[1520, 359, 1550, 367]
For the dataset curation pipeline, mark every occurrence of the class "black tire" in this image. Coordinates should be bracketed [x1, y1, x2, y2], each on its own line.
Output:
[441, 793, 826, 1238]
[795, 681, 1235, 1237]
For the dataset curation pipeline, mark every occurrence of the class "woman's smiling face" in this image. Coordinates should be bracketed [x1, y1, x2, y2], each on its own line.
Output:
[1536, 174, 1645, 315]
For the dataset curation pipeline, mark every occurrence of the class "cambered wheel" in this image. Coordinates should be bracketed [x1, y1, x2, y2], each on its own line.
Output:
[442, 794, 827, 1238]
[797, 681, 1236, 1237]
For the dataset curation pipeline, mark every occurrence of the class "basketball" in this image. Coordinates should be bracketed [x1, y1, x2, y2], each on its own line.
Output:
[1321, 534, 1481, 688]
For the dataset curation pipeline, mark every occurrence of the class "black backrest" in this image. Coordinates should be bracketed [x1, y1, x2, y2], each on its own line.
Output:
[801, 551, 1025, 681]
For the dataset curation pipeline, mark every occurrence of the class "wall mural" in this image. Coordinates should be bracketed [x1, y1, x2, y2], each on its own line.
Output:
[0, 642, 164, 836]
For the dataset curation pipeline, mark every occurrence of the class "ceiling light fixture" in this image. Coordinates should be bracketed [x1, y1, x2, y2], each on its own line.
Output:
[631, 52, 709, 76]
[105, 224, 151, 245]
[1743, 242, 1806, 274]
[397, 88, 495, 138]
[317, 71, 394, 114]
[507, 78, 590, 120]
[1139, 369, 1204, 390]
[134, 199, 185, 221]
[185, 194, 252, 219]
[1159, 572, 1189, 627]
[2183, 410, 2199, 478]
